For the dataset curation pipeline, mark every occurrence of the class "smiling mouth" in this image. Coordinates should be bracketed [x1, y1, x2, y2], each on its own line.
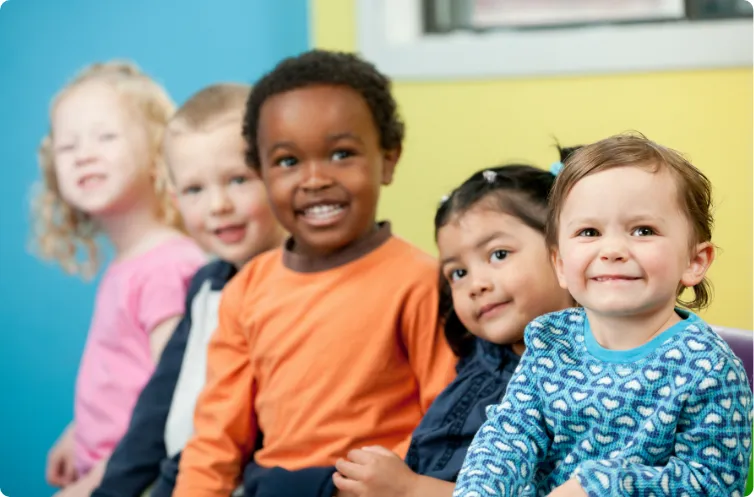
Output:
[78, 174, 106, 189]
[591, 276, 641, 282]
[214, 224, 247, 244]
[477, 301, 511, 319]
[297, 203, 347, 227]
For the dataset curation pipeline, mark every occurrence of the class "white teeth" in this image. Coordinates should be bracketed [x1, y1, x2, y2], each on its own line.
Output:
[304, 204, 343, 218]
[81, 175, 105, 186]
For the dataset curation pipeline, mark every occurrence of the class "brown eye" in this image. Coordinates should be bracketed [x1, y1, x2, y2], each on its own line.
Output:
[633, 227, 655, 236]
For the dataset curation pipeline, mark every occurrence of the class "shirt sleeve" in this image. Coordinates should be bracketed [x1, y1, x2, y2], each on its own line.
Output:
[575, 355, 753, 497]
[453, 327, 550, 497]
[400, 276, 458, 414]
[92, 312, 192, 496]
[173, 267, 258, 497]
[137, 250, 204, 333]
[393, 276, 457, 457]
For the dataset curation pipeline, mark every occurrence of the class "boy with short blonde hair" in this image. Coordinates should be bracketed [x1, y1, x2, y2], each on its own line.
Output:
[92, 83, 284, 497]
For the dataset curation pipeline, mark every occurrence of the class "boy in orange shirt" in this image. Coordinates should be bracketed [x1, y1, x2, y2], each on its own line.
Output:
[174, 50, 457, 497]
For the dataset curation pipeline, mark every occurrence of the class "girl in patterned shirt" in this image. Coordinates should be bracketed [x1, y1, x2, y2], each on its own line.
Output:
[454, 134, 752, 497]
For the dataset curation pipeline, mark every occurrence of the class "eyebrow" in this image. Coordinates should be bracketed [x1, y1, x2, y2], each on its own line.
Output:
[566, 214, 664, 228]
[439, 231, 514, 267]
[326, 132, 364, 144]
[267, 132, 364, 156]
[266, 141, 296, 157]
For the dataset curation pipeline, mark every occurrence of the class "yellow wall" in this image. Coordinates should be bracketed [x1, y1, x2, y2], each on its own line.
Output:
[311, 0, 753, 329]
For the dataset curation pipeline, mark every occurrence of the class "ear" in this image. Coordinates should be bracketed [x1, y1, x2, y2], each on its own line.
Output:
[680, 241, 715, 288]
[380, 146, 402, 186]
[551, 248, 569, 290]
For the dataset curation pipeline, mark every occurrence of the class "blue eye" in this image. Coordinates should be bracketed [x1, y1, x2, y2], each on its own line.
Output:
[230, 175, 248, 185]
[56, 144, 75, 153]
[276, 156, 298, 168]
[449, 268, 466, 282]
[490, 250, 508, 262]
[332, 149, 354, 161]
[577, 228, 600, 237]
[633, 227, 655, 236]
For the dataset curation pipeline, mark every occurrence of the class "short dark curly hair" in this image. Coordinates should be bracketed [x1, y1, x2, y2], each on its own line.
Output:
[243, 50, 405, 169]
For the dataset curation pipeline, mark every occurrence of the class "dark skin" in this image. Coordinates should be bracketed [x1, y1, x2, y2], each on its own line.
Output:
[256, 84, 401, 258]
[256, 84, 403, 497]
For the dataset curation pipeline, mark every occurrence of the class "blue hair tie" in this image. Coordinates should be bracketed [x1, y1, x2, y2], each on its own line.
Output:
[550, 161, 564, 177]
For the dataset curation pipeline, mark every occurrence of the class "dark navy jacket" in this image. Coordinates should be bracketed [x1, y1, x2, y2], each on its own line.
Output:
[242, 339, 520, 497]
[92, 260, 237, 497]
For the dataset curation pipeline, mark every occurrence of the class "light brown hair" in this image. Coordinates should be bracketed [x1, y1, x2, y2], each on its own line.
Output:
[546, 133, 714, 309]
[31, 60, 179, 278]
[167, 83, 250, 135]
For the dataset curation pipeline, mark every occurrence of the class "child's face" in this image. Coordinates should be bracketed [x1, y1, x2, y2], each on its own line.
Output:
[438, 208, 572, 350]
[255, 85, 399, 256]
[51, 80, 153, 218]
[166, 121, 284, 267]
[553, 166, 710, 319]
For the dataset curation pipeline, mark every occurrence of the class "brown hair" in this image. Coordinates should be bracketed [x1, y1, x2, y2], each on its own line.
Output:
[167, 83, 251, 134]
[31, 60, 179, 278]
[546, 133, 714, 309]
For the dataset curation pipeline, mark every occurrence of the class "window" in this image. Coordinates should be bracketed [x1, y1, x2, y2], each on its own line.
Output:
[425, 0, 752, 33]
[356, 0, 753, 80]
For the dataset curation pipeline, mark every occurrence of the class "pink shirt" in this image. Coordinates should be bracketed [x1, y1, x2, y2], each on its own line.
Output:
[73, 236, 206, 475]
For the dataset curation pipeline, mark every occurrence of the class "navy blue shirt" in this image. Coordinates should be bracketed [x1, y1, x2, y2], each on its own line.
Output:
[92, 260, 237, 497]
[405, 338, 520, 481]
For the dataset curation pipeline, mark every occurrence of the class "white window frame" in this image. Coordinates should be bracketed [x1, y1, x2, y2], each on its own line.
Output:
[356, 0, 753, 80]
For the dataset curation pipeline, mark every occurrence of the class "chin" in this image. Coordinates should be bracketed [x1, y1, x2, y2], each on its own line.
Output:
[590, 305, 645, 317]
[299, 231, 354, 252]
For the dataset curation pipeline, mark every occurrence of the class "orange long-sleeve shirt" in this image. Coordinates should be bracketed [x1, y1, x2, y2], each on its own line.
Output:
[174, 225, 457, 496]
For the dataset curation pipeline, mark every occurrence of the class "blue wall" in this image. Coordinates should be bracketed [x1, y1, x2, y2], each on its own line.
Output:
[0, 1, 309, 494]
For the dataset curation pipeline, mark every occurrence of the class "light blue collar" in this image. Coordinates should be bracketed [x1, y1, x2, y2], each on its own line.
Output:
[584, 309, 699, 363]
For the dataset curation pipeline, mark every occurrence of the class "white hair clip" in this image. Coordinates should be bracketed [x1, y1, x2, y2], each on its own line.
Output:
[482, 170, 497, 183]
[440, 194, 450, 203]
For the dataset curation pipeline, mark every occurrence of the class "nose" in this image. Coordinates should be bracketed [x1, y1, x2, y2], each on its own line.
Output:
[74, 140, 97, 168]
[300, 160, 334, 192]
[209, 186, 233, 216]
[469, 270, 494, 298]
[599, 234, 629, 262]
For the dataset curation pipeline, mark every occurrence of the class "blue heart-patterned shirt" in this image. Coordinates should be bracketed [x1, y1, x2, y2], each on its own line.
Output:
[454, 307, 752, 497]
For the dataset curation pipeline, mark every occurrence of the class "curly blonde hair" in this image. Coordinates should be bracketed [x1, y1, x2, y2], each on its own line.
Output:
[31, 60, 181, 278]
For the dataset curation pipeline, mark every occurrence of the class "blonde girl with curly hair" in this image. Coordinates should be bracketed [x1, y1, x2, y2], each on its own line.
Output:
[33, 61, 206, 497]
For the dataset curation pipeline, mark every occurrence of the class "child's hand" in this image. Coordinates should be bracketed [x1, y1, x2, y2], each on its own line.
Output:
[333, 445, 418, 497]
[547, 478, 588, 497]
[52, 478, 91, 497]
[46, 425, 77, 488]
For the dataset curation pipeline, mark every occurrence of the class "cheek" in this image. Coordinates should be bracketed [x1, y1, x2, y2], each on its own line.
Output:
[263, 175, 293, 213]
[235, 185, 276, 224]
[449, 287, 476, 331]
[53, 161, 77, 197]
[177, 199, 207, 234]
[559, 243, 591, 274]
[637, 244, 680, 278]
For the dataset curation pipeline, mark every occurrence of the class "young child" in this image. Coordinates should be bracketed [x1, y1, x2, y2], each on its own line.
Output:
[172, 49, 457, 497]
[332, 163, 575, 497]
[454, 134, 753, 497]
[90, 83, 285, 497]
[35, 61, 207, 495]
